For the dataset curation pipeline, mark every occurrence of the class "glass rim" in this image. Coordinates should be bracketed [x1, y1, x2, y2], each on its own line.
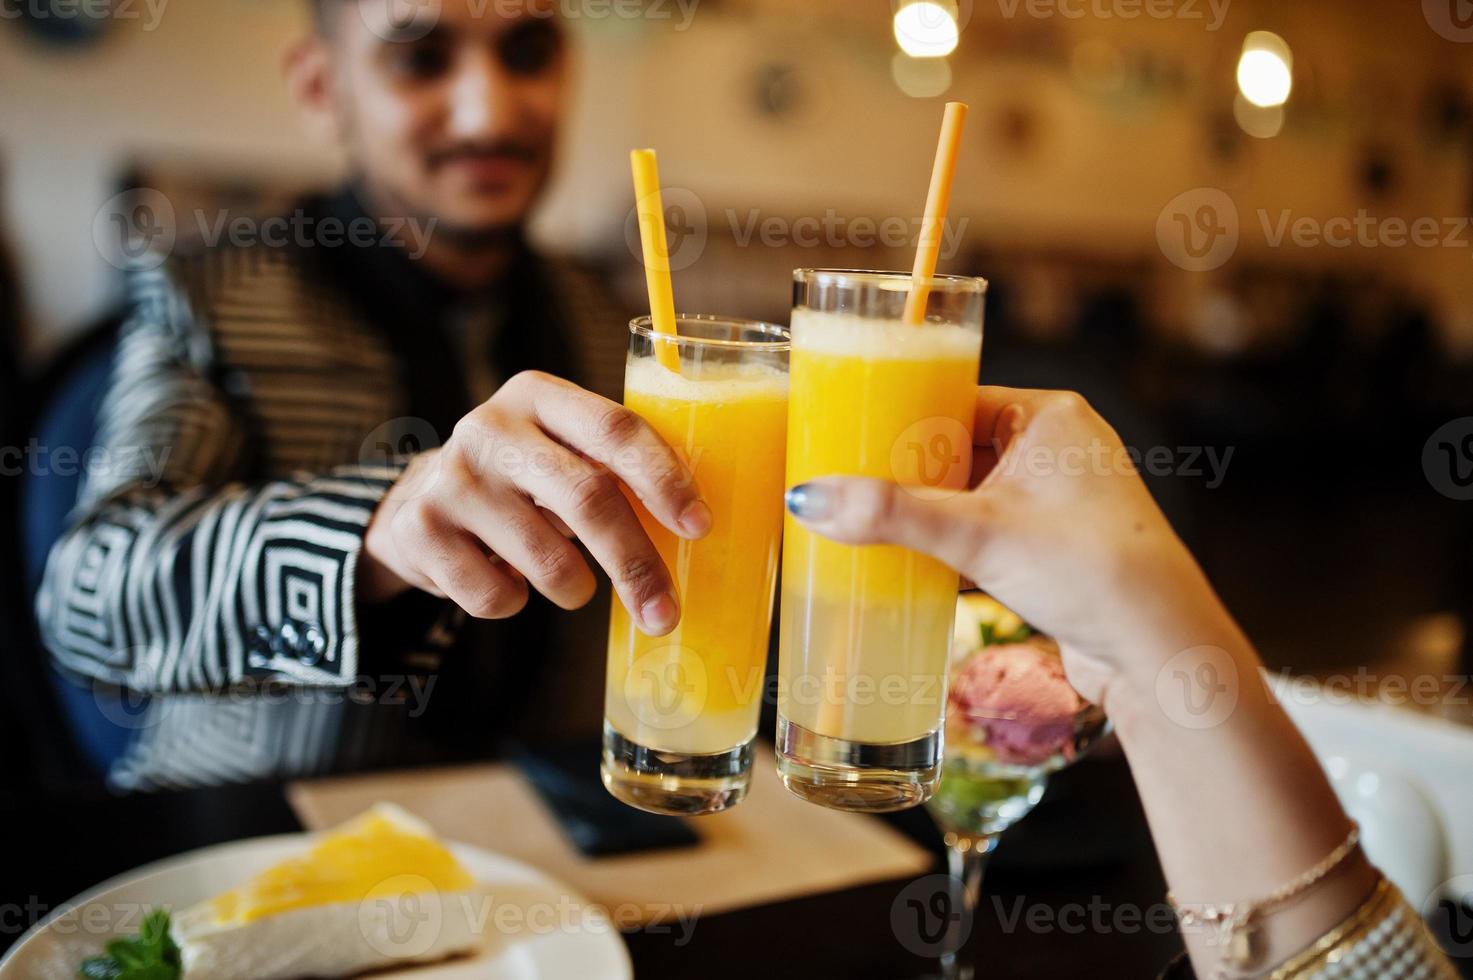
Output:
[629, 314, 791, 350]
[793, 268, 988, 294]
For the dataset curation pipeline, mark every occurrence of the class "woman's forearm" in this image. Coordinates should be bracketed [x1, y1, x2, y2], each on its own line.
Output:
[788, 386, 1453, 976]
[1101, 581, 1378, 974]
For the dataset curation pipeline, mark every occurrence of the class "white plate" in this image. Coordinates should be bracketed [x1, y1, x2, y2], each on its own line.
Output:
[0, 835, 632, 980]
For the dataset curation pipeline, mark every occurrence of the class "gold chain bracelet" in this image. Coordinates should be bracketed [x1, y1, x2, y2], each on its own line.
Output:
[1167, 822, 1361, 979]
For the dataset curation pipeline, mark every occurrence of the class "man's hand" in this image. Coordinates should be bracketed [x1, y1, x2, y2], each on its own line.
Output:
[359, 371, 712, 636]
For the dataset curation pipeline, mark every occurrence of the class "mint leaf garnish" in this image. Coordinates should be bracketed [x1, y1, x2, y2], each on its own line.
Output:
[76, 909, 180, 980]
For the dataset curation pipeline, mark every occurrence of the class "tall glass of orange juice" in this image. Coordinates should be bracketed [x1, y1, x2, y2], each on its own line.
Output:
[777, 269, 985, 812]
[603, 315, 789, 815]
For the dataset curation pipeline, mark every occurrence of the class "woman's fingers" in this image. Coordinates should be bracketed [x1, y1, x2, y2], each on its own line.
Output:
[973, 387, 1047, 449]
[785, 477, 993, 578]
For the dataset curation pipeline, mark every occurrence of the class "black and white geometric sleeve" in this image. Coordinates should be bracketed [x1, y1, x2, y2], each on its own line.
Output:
[34, 259, 407, 693]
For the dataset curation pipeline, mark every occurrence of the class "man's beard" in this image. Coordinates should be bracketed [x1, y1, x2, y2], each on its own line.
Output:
[429, 220, 523, 252]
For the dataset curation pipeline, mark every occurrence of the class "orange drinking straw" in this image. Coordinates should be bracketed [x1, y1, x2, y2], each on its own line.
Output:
[629, 148, 682, 372]
[902, 101, 969, 326]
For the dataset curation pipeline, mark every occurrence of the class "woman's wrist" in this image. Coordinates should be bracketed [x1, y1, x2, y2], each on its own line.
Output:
[1087, 533, 1255, 702]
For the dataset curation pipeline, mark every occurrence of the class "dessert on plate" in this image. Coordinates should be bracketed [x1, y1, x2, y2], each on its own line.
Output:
[82, 804, 486, 980]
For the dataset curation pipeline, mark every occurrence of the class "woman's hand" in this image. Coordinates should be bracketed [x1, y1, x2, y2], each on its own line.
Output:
[784, 386, 1223, 704]
[788, 385, 1392, 977]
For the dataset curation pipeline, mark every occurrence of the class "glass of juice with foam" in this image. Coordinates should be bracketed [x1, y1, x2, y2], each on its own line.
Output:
[776, 269, 985, 812]
[603, 314, 790, 815]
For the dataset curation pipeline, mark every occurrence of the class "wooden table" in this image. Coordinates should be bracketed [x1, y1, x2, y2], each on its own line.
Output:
[4, 753, 1466, 978]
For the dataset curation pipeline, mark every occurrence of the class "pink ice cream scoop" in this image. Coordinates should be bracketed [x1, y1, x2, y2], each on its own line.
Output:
[950, 639, 1086, 766]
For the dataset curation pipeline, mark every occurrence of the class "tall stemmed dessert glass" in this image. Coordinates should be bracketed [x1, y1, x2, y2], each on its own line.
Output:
[925, 594, 1111, 979]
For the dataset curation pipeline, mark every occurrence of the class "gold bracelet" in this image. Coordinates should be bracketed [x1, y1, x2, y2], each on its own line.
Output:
[1269, 877, 1458, 980]
[1167, 822, 1361, 979]
[1266, 877, 1391, 978]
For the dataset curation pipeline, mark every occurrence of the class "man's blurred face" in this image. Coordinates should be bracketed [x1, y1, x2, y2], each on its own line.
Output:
[323, 0, 567, 238]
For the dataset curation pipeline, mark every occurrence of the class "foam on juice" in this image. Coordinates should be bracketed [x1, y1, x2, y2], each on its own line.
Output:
[624, 356, 789, 404]
[790, 309, 980, 361]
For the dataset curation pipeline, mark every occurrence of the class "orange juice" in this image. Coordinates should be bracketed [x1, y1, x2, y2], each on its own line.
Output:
[604, 357, 789, 757]
[778, 310, 981, 743]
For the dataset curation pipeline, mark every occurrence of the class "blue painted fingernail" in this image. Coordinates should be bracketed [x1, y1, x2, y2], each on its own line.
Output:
[785, 483, 832, 519]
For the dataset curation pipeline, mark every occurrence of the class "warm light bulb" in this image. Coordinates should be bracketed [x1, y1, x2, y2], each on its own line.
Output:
[1236, 31, 1292, 108]
[893, 1, 960, 59]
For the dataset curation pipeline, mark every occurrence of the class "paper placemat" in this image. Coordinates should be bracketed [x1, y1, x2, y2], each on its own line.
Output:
[288, 745, 934, 924]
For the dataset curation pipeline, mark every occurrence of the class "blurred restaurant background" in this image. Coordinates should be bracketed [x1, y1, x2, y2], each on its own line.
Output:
[1, 0, 1471, 807]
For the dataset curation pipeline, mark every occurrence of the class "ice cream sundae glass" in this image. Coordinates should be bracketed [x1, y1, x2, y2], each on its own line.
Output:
[923, 594, 1109, 978]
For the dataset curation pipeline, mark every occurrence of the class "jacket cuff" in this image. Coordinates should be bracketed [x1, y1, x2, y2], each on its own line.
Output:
[242, 463, 408, 686]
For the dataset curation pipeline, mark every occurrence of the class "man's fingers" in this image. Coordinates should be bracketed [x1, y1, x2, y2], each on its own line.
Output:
[495, 436, 680, 636]
[506, 371, 711, 540]
[538, 506, 575, 538]
[557, 466, 681, 636]
[393, 510, 529, 619]
[785, 477, 990, 578]
[455, 491, 597, 611]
